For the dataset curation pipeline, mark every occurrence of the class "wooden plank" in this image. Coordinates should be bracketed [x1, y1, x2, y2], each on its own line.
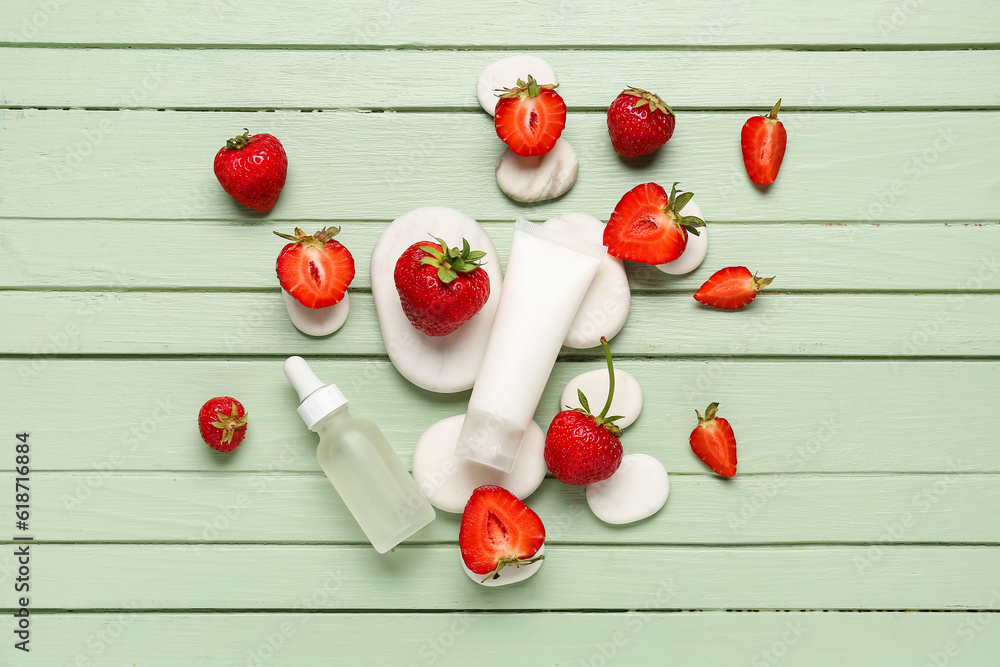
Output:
[19, 472, 1000, 544]
[1, 110, 997, 222]
[12, 544, 1000, 610]
[4, 48, 1000, 109]
[23, 611, 1000, 666]
[2, 291, 998, 356]
[3, 219, 998, 292]
[4, 359, 997, 473]
[2, 0, 998, 47]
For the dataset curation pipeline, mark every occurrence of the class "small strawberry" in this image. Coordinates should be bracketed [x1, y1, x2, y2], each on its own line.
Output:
[544, 337, 625, 485]
[198, 396, 248, 453]
[494, 75, 567, 157]
[393, 237, 490, 337]
[603, 182, 705, 265]
[689, 402, 737, 477]
[274, 227, 356, 309]
[741, 99, 787, 186]
[694, 266, 774, 310]
[607, 87, 676, 158]
[213, 129, 288, 211]
[460, 485, 545, 582]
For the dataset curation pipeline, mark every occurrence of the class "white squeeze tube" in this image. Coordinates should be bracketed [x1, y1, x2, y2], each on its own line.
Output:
[454, 218, 607, 472]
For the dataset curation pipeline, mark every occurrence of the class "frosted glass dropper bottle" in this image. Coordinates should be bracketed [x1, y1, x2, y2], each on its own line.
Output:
[284, 356, 435, 553]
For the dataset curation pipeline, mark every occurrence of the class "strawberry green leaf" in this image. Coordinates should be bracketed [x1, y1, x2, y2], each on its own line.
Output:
[577, 389, 591, 414]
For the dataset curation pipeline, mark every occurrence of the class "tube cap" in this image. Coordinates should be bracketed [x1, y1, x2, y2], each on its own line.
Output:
[454, 409, 525, 473]
[284, 356, 348, 430]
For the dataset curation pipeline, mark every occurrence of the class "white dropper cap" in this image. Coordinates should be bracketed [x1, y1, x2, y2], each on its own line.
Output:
[284, 356, 348, 430]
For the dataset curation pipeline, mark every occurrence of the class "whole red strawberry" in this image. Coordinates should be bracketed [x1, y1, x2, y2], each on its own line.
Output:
[694, 266, 774, 310]
[394, 236, 490, 337]
[603, 182, 705, 265]
[607, 87, 676, 158]
[494, 75, 567, 157]
[274, 227, 356, 309]
[689, 402, 737, 477]
[544, 337, 625, 485]
[460, 485, 545, 582]
[741, 99, 787, 186]
[214, 130, 288, 211]
[198, 396, 248, 453]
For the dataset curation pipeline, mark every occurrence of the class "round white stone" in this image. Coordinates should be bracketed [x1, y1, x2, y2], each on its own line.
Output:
[413, 414, 547, 514]
[462, 543, 545, 587]
[586, 453, 670, 525]
[370, 207, 502, 393]
[543, 213, 631, 348]
[281, 289, 350, 337]
[477, 55, 558, 116]
[656, 199, 708, 275]
[495, 138, 578, 203]
[559, 368, 642, 429]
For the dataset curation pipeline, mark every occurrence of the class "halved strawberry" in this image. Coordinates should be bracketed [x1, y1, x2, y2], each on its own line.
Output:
[689, 402, 737, 477]
[274, 227, 356, 309]
[603, 182, 705, 264]
[741, 99, 787, 186]
[693, 266, 774, 310]
[494, 75, 567, 157]
[459, 485, 545, 582]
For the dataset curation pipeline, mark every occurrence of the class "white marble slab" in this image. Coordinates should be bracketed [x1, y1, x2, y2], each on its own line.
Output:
[586, 453, 670, 525]
[476, 55, 557, 116]
[559, 368, 643, 429]
[495, 138, 578, 203]
[413, 414, 547, 514]
[371, 207, 503, 393]
[281, 289, 350, 336]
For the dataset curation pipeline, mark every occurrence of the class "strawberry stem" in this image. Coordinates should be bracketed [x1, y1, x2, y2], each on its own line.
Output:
[767, 99, 782, 121]
[596, 336, 616, 421]
[225, 129, 252, 151]
[480, 552, 545, 583]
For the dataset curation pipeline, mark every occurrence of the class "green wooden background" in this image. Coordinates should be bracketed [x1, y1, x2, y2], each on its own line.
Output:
[2, 1, 999, 664]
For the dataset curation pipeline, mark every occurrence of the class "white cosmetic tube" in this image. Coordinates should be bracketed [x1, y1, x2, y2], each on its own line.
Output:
[455, 218, 607, 472]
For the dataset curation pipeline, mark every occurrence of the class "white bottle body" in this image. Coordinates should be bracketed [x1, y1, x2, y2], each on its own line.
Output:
[314, 406, 435, 553]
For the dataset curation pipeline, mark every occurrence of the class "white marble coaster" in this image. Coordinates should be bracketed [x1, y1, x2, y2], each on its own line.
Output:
[559, 368, 642, 429]
[656, 199, 708, 275]
[543, 213, 631, 348]
[586, 453, 670, 525]
[413, 414, 547, 514]
[371, 207, 502, 393]
[281, 289, 350, 336]
[495, 138, 578, 203]
[477, 55, 558, 116]
[461, 543, 545, 587]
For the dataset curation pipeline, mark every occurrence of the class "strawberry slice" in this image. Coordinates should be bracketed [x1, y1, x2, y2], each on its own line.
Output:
[689, 402, 738, 477]
[274, 227, 356, 309]
[693, 266, 774, 310]
[494, 75, 567, 157]
[459, 485, 545, 581]
[741, 99, 787, 186]
[603, 182, 705, 264]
